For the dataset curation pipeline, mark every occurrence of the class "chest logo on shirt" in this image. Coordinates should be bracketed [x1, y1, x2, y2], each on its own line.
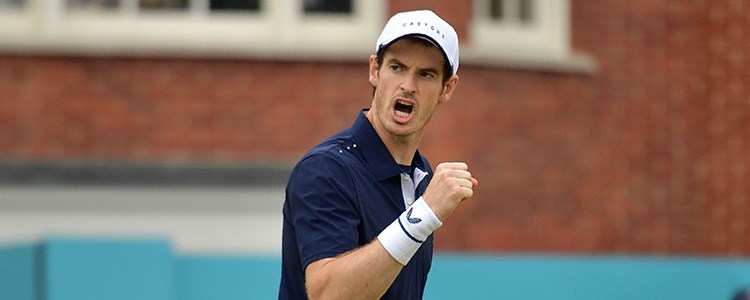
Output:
[406, 208, 422, 224]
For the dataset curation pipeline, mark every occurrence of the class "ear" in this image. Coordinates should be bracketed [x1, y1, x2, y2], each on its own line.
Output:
[368, 55, 379, 87]
[438, 74, 459, 104]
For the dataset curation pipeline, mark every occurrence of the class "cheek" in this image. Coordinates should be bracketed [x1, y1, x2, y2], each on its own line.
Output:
[424, 85, 444, 102]
[419, 89, 444, 113]
[376, 80, 397, 97]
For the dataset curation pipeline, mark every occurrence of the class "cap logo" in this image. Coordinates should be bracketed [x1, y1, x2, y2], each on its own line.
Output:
[377, 10, 458, 75]
[401, 21, 445, 40]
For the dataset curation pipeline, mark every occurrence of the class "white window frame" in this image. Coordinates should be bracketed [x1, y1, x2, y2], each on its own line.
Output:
[465, 0, 596, 73]
[0, 0, 384, 61]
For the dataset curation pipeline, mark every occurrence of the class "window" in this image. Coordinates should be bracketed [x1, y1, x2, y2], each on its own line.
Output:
[67, 0, 121, 10]
[0, 0, 25, 10]
[466, 0, 594, 72]
[472, 0, 569, 57]
[66, 0, 261, 12]
[304, 0, 351, 14]
[210, 0, 261, 11]
[0, 0, 382, 59]
[139, 0, 189, 10]
[489, 0, 534, 24]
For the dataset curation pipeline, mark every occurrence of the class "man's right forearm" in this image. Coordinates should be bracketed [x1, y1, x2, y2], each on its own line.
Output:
[305, 239, 403, 300]
[305, 196, 442, 299]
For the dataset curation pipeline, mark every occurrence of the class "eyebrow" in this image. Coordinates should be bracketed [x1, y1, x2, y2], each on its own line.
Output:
[386, 57, 441, 76]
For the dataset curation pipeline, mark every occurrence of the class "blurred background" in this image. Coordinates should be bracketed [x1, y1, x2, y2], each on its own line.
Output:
[1, 0, 749, 299]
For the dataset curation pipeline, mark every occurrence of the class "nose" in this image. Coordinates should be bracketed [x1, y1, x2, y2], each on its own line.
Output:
[400, 73, 417, 94]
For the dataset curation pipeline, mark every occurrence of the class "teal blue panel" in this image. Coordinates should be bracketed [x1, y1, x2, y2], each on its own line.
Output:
[425, 254, 750, 300]
[0, 244, 37, 300]
[177, 255, 279, 300]
[43, 237, 175, 300]
[13, 237, 749, 300]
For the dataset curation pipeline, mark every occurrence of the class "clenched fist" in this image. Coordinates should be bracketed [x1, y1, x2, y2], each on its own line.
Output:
[422, 162, 478, 222]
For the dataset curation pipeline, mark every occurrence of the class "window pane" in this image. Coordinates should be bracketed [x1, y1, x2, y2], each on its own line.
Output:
[519, 0, 534, 23]
[140, 0, 188, 10]
[0, 0, 24, 10]
[303, 0, 352, 14]
[210, 0, 260, 11]
[489, 0, 503, 20]
[67, 0, 120, 10]
[488, 0, 534, 24]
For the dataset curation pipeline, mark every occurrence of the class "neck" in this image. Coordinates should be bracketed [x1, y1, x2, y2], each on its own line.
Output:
[365, 110, 422, 165]
[381, 132, 421, 166]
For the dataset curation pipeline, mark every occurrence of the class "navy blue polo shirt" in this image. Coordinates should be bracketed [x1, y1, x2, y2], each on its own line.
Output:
[279, 110, 434, 299]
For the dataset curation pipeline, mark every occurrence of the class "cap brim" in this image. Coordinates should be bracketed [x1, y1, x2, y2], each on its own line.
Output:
[378, 34, 453, 75]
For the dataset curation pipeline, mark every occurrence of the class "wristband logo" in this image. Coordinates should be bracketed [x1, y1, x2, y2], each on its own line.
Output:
[406, 208, 422, 224]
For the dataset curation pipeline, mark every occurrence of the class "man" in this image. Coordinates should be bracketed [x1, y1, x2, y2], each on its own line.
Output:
[735, 288, 750, 300]
[279, 10, 478, 299]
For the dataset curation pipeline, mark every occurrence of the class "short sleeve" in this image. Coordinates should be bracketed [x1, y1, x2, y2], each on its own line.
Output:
[285, 152, 360, 269]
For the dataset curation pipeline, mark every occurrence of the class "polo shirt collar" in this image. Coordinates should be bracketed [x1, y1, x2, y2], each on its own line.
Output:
[352, 110, 428, 182]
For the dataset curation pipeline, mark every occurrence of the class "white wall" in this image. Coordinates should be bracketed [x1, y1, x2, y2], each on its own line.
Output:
[0, 186, 284, 254]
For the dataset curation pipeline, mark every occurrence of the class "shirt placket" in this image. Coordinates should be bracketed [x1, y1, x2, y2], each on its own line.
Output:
[400, 167, 429, 209]
[400, 173, 416, 208]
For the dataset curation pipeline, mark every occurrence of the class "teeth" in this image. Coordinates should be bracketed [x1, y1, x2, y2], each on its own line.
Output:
[395, 100, 413, 118]
[395, 110, 410, 117]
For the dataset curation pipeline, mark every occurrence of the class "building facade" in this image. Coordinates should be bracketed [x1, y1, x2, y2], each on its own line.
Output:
[1, 0, 748, 257]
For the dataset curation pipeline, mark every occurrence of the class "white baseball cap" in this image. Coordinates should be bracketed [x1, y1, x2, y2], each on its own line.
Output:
[375, 10, 460, 75]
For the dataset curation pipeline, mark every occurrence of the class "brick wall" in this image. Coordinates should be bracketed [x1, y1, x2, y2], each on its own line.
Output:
[0, 58, 369, 162]
[703, 0, 750, 255]
[0, 0, 748, 256]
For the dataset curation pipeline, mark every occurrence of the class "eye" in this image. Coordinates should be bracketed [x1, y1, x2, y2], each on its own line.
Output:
[389, 65, 402, 72]
[418, 71, 436, 79]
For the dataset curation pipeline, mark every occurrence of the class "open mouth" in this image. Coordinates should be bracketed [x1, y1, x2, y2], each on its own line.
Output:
[394, 100, 414, 118]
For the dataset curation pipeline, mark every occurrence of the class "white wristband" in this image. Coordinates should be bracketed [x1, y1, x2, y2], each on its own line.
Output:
[378, 197, 443, 265]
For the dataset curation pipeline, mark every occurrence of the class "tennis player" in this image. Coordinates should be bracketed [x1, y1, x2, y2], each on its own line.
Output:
[279, 10, 477, 299]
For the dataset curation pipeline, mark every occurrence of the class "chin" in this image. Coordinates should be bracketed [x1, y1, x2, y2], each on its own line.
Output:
[385, 124, 417, 137]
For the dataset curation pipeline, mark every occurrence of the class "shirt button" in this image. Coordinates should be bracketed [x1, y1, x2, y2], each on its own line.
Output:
[406, 197, 414, 205]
